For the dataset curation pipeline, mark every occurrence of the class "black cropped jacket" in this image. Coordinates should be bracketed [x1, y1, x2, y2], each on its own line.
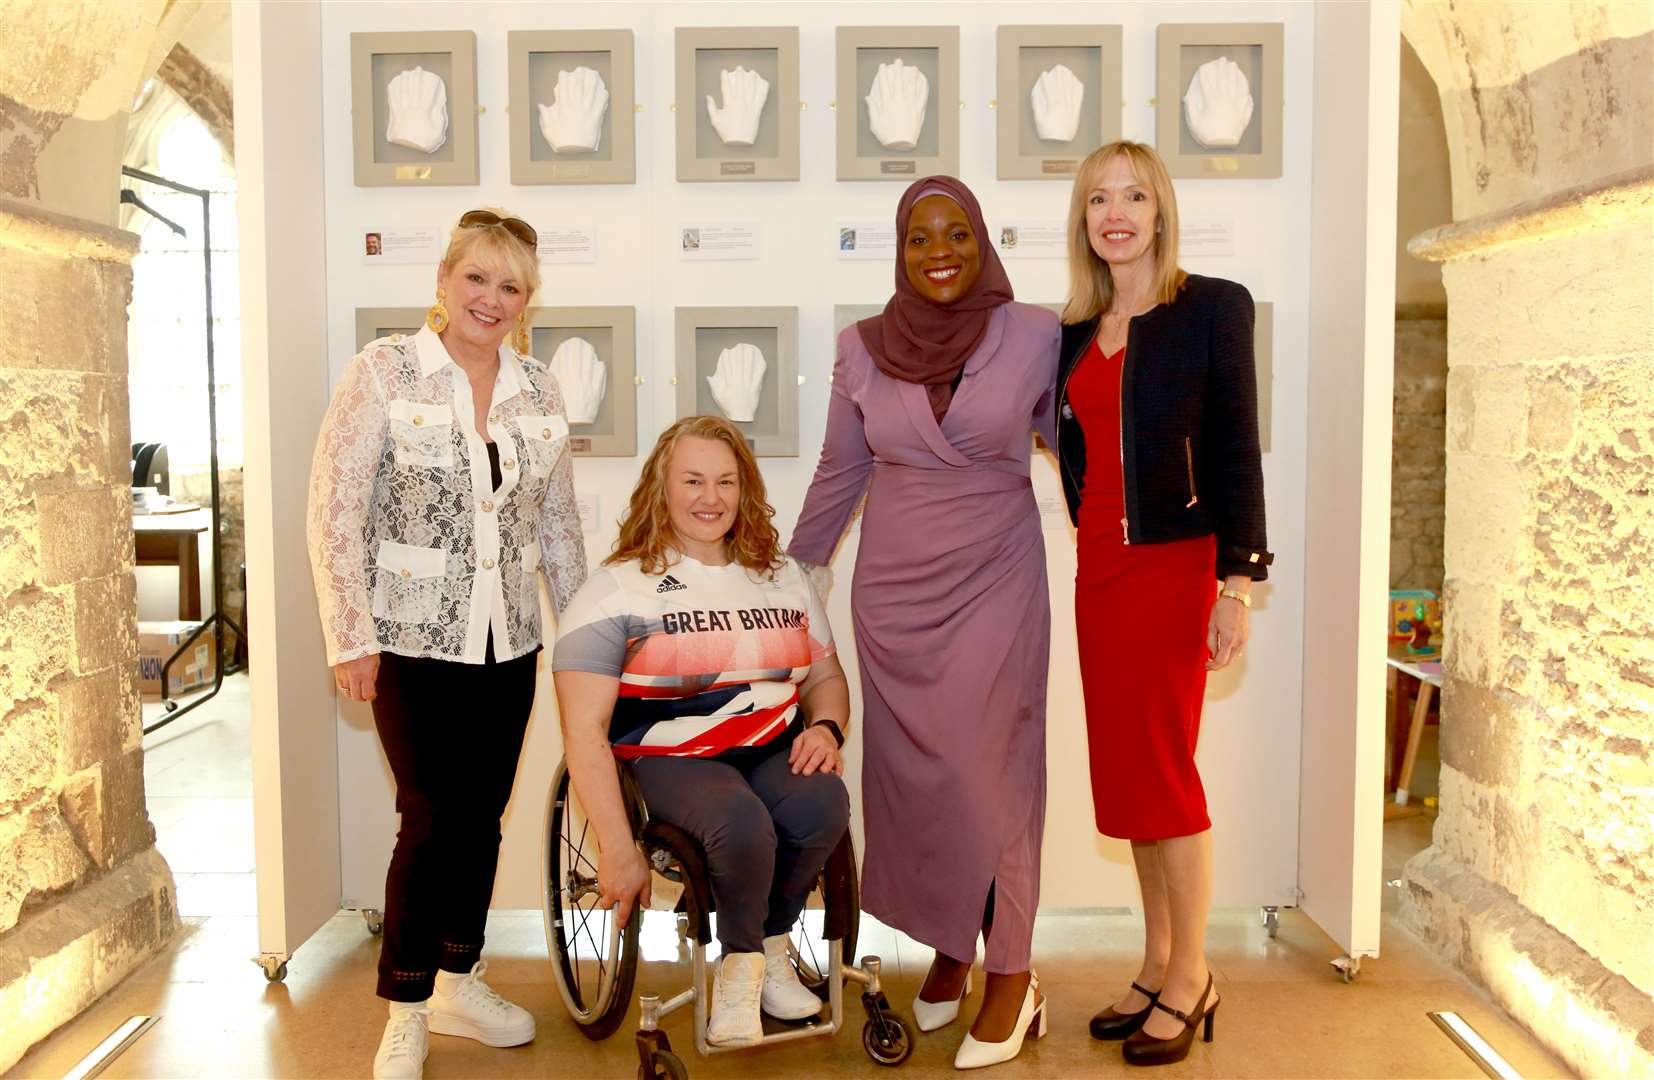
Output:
[1055, 274, 1274, 582]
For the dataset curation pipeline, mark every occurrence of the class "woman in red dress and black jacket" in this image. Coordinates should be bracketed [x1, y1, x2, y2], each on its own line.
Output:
[1056, 141, 1272, 1068]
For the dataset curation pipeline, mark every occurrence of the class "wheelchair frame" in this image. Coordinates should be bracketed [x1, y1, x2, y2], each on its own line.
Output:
[542, 759, 913, 1078]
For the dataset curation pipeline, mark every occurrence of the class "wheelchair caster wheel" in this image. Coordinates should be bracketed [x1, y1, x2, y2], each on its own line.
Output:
[362, 908, 384, 936]
[638, 1049, 686, 1080]
[862, 1013, 913, 1067]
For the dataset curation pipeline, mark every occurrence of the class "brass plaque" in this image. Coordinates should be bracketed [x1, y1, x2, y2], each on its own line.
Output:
[880, 160, 917, 174]
[394, 165, 434, 180]
[1202, 157, 1240, 173]
[1041, 159, 1079, 174]
[551, 162, 592, 179]
[720, 161, 757, 176]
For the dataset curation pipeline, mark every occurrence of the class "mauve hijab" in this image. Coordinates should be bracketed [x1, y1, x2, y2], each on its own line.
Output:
[857, 176, 1014, 422]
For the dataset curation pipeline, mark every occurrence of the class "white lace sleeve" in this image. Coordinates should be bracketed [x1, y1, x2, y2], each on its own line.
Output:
[307, 351, 389, 666]
[537, 372, 589, 615]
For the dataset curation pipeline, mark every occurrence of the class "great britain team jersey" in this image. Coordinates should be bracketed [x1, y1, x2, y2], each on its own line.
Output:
[551, 555, 834, 763]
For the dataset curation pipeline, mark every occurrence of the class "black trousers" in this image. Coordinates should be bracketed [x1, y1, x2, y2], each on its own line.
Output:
[370, 641, 538, 1001]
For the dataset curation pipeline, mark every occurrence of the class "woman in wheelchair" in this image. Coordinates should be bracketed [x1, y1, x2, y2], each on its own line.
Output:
[552, 415, 853, 1048]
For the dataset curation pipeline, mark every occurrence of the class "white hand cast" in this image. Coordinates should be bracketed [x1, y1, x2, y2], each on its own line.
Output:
[707, 343, 767, 422]
[705, 66, 770, 146]
[1030, 63, 1085, 143]
[1182, 56, 1255, 148]
[385, 66, 449, 154]
[538, 66, 610, 152]
[864, 58, 929, 151]
[549, 337, 607, 425]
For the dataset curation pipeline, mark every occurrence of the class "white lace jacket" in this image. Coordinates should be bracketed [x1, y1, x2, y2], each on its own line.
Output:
[307, 326, 588, 666]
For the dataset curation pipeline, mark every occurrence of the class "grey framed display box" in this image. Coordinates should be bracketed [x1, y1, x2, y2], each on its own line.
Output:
[675, 307, 798, 456]
[527, 306, 637, 456]
[355, 307, 424, 349]
[836, 26, 959, 182]
[508, 30, 635, 185]
[996, 25, 1122, 180]
[351, 31, 479, 187]
[675, 27, 800, 182]
[1155, 23, 1283, 179]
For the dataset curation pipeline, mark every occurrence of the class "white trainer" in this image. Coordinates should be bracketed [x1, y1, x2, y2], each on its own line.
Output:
[373, 1006, 429, 1079]
[761, 934, 825, 1020]
[425, 961, 536, 1047]
[706, 952, 765, 1047]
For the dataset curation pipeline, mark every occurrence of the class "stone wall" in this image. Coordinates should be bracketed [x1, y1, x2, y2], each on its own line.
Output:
[1390, 313, 1447, 593]
[1401, 5, 1654, 1074]
[0, 2, 204, 1069]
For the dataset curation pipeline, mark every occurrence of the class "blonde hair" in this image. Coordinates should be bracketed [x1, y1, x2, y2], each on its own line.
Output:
[440, 207, 542, 300]
[1061, 142, 1187, 324]
[607, 416, 785, 578]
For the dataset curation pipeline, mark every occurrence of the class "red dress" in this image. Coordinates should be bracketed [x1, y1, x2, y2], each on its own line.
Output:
[1069, 340, 1216, 840]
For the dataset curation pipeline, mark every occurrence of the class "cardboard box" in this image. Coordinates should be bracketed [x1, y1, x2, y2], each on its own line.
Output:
[137, 621, 216, 698]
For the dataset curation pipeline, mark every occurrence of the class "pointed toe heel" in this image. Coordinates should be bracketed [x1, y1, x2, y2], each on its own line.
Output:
[1089, 981, 1160, 1041]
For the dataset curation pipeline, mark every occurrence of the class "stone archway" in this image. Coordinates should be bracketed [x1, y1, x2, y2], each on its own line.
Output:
[0, 1, 220, 1068]
[1398, 4, 1653, 1076]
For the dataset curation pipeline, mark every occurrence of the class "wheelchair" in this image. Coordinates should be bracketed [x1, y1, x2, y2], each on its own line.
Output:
[541, 758, 914, 1078]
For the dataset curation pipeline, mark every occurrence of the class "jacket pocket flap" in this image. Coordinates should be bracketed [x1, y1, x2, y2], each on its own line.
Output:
[522, 541, 542, 571]
[520, 414, 569, 442]
[388, 399, 453, 428]
[375, 541, 447, 579]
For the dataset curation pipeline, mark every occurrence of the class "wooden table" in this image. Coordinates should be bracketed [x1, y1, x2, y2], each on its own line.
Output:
[1387, 646, 1443, 811]
[133, 508, 211, 621]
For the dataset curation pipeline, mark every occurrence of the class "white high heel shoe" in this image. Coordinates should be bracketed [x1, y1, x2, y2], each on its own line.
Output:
[912, 972, 972, 1032]
[954, 973, 1046, 1070]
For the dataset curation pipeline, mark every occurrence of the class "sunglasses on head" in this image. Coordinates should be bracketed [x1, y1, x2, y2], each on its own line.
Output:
[459, 209, 537, 250]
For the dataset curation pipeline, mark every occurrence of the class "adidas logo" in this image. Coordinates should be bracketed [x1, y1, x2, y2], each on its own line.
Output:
[656, 575, 688, 593]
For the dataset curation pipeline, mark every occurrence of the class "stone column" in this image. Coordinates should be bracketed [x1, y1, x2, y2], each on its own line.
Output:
[1396, 7, 1653, 1072]
[0, 201, 179, 1072]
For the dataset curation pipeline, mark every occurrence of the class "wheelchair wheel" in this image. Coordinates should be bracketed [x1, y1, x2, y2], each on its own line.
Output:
[786, 831, 860, 998]
[543, 760, 642, 1040]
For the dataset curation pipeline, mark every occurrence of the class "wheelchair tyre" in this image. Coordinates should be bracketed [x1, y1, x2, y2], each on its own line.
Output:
[862, 1014, 913, 1067]
[543, 761, 642, 1040]
[786, 832, 859, 999]
[638, 1049, 687, 1080]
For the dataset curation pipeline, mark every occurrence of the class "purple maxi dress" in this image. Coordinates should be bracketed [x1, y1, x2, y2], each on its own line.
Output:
[789, 302, 1061, 972]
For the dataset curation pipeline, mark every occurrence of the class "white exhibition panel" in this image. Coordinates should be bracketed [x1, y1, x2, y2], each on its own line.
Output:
[318, 1, 1315, 914]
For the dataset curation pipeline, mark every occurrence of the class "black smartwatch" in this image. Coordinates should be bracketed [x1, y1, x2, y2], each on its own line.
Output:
[809, 719, 845, 748]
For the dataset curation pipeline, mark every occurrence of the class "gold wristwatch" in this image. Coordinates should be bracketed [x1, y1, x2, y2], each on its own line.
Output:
[1218, 587, 1252, 608]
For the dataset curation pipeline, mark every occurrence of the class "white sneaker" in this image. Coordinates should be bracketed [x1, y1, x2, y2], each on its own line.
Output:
[425, 960, 536, 1047]
[373, 1006, 429, 1079]
[706, 952, 765, 1047]
[761, 934, 825, 1020]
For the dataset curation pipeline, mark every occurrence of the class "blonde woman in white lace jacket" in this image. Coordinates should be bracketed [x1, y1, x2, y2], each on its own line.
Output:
[306, 209, 586, 1080]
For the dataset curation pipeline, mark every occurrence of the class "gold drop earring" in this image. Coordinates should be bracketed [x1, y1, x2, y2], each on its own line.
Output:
[513, 312, 530, 355]
[426, 287, 449, 333]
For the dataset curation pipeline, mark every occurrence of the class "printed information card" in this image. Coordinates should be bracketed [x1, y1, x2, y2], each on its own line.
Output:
[360, 227, 442, 265]
[537, 226, 597, 264]
[836, 223, 898, 261]
[995, 221, 1067, 259]
[679, 222, 760, 261]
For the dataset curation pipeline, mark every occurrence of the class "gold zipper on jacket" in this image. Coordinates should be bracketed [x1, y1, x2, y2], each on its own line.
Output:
[1117, 340, 1129, 543]
[1184, 436, 1199, 509]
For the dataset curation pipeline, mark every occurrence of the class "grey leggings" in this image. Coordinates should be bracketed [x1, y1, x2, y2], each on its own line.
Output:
[631, 749, 850, 954]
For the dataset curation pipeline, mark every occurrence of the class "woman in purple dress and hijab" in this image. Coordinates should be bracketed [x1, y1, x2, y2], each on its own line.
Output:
[789, 177, 1060, 1070]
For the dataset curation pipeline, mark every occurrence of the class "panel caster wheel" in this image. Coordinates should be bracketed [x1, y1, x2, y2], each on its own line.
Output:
[1261, 905, 1279, 938]
[862, 1013, 913, 1067]
[1331, 955, 1361, 983]
[362, 908, 384, 936]
[256, 955, 288, 982]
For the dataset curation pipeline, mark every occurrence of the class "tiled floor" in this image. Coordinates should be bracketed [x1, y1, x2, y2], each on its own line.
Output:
[11, 681, 1568, 1078]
